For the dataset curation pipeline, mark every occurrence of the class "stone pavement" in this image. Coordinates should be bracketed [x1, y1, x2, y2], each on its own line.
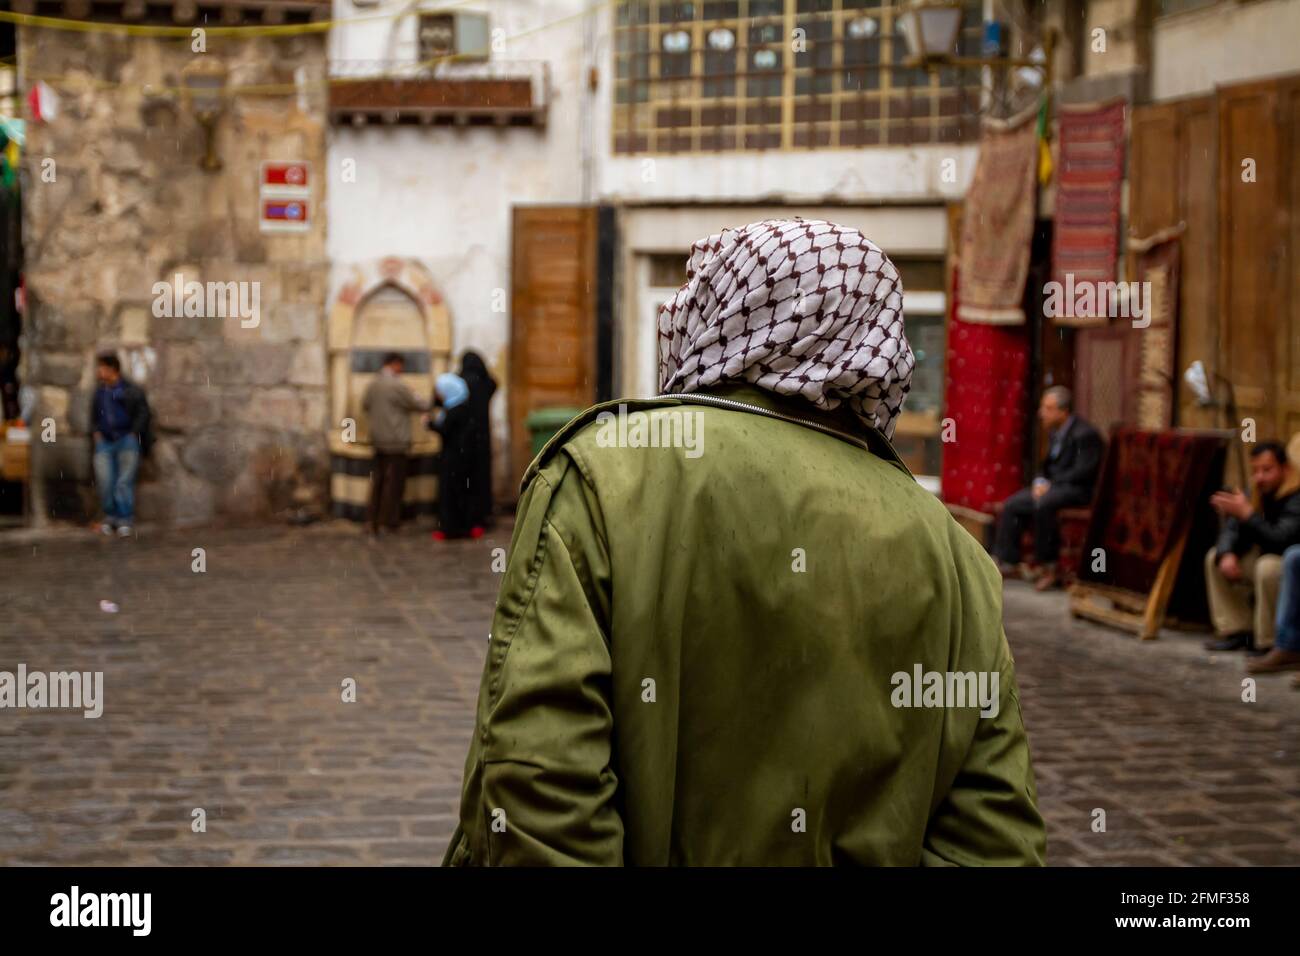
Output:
[0, 521, 1297, 866]
[1004, 581, 1300, 866]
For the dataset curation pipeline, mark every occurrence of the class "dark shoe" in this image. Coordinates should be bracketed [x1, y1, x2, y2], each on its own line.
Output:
[1246, 646, 1271, 658]
[1204, 632, 1253, 652]
[1246, 648, 1300, 674]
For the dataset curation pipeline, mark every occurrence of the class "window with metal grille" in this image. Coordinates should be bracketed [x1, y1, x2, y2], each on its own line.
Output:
[614, 0, 986, 154]
[418, 11, 491, 64]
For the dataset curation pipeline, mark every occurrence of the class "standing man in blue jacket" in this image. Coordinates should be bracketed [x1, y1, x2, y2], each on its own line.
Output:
[89, 353, 150, 537]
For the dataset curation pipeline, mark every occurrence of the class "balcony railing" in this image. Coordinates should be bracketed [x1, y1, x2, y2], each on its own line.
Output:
[329, 60, 550, 127]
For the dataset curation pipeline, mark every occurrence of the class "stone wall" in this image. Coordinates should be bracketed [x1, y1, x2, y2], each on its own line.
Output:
[20, 25, 330, 526]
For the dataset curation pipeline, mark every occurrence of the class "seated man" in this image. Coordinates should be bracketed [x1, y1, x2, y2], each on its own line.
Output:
[993, 386, 1103, 590]
[1247, 544, 1300, 675]
[1205, 441, 1300, 653]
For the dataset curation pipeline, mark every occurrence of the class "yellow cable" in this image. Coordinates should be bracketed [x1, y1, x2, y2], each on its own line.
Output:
[7, 0, 626, 100]
[0, 7, 389, 38]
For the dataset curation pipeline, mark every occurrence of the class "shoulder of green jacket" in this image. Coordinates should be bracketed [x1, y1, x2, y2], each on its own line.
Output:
[519, 391, 911, 495]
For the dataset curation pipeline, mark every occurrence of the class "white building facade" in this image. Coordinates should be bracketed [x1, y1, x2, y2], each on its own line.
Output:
[327, 0, 987, 499]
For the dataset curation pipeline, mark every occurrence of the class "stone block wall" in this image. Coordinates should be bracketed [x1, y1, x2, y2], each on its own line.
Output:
[20, 25, 330, 526]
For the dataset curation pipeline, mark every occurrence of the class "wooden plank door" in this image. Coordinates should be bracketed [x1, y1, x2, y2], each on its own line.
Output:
[1175, 98, 1219, 430]
[1218, 80, 1286, 444]
[1277, 78, 1300, 442]
[1128, 94, 1219, 431]
[509, 206, 599, 494]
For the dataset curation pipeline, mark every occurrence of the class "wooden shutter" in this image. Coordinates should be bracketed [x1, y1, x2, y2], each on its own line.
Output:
[1176, 98, 1219, 430]
[509, 206, 599, 494]
[1127, 93, 1218, 430]
[1218, 80, 1289, 444]
[1277, 78, 1300, 441]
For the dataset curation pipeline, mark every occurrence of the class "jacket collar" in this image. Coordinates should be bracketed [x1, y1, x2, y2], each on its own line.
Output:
[679, 383, 911, 475]
[698, 382, 874, 433]
[521, 384, 911, 493]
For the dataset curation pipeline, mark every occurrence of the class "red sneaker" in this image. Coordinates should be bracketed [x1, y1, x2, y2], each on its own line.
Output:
[470, 526, 485, 539]
[431, 530, 447, 541]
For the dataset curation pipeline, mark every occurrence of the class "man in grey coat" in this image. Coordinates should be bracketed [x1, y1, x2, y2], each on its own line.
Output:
[362, 353, 430, 536]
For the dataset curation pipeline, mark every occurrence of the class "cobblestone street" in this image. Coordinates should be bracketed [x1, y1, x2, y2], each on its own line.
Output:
[1, 522, 1297, 866]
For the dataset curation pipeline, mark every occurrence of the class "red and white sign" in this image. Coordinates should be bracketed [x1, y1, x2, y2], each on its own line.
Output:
[259, 161, 311, 234]
[260, 161, 310, 198]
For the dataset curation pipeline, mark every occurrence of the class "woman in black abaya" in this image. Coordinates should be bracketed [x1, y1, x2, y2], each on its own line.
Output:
[428, 372, 477, 540]
[458, 351, 497, 530]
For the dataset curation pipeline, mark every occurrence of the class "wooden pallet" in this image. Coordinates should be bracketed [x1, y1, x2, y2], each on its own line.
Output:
[1067, 524, 1192, 640]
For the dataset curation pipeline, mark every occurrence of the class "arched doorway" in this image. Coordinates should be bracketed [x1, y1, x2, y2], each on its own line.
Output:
[327, 259, 452, 521]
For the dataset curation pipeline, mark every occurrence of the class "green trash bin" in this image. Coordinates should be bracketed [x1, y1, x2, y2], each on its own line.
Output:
[526, 406, 584, 460]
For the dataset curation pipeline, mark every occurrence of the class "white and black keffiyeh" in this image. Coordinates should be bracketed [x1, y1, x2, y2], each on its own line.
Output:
[658, 218, 914, 439]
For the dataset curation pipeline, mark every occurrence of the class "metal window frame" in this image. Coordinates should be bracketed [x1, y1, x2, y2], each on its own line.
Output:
[613, 0, 984, 154]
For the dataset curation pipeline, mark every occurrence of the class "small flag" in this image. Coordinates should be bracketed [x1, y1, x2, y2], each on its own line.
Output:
[27, 81, 60, 124]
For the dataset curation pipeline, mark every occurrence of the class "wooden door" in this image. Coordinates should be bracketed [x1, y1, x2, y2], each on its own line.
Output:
[1176, 99, 1219, 430]
[509, 206, 599, 494]
[1218, 80, 1287, 444]
[1128, 94, 1219, 431]
[1277, 79, 1300, 441]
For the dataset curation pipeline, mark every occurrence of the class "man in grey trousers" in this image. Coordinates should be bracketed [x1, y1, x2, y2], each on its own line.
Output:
[361, 353, 430, 536]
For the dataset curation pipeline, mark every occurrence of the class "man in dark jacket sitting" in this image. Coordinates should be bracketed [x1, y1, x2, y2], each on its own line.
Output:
[993, 386, 1103, 590]
[1204, 441, 1300, 654]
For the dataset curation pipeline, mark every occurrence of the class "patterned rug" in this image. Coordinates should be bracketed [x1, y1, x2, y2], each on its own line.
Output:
[1077, 428, 1226, 600]
[1051, 100, 1127, 328]
[957, 109, 1039, 325]
[1132, 229, 1181, 429]
[940, 268, 1031, 513]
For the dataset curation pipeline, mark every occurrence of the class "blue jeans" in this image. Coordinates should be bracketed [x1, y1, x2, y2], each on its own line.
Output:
[1272, 545, 1300, 653]
[93, 433, 140, 525]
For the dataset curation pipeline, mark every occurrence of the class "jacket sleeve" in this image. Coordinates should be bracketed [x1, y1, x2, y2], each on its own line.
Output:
[922, 542, 1046, 866]
[1052, 426, 1103, 490]
[1242, 494, 1300, 554]
[128, 386, 150, 436]
[1217, 517, 1242, 557]
[398, 383, 432, 413]
[921, 647, 1046, 866]
[443, 450, 622, 866]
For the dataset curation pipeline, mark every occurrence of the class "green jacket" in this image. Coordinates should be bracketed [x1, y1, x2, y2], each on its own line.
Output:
[443, 384, 1045, 866]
